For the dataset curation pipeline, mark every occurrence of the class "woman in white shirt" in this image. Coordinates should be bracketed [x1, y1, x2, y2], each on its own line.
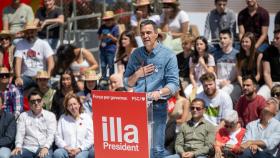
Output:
[160, 0, 189, 39]
[184, 36, 216, 98]
[53, 93, 94, 158]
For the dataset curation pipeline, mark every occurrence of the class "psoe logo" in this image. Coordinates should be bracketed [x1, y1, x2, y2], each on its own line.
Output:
[102, 116, 139, 152]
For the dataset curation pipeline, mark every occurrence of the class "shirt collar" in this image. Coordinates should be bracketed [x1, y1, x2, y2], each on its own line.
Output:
[143, 42, 161, 56]
[30, 109, 44, 118]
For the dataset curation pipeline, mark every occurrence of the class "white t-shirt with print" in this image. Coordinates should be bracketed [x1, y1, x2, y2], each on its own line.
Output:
[196, 89, 233, 126]
[160, 10, 189, 32]
[14, 38, 54, 77]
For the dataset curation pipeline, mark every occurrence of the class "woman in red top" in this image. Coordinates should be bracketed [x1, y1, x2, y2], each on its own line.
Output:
[215, 110, 246, 158]
[0, 30, 15, 71]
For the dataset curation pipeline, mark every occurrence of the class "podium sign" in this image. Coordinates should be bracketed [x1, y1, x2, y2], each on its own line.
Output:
[92, 91, 149, 158]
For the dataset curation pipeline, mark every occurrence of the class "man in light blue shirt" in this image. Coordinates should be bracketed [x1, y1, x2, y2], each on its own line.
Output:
[239, 97, 280, 158]
[124, 19, 179, 158]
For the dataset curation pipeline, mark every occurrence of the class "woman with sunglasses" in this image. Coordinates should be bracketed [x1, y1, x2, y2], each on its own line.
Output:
[0, 30, 15, 72]
[214, 110, 245, 158]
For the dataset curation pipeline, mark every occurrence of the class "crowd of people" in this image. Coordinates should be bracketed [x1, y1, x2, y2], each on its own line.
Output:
[1, 0, 280, 158]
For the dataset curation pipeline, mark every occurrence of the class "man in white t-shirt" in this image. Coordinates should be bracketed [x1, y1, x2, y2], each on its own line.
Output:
[196, 72, 233, 128]
[14, 23, 54, 91]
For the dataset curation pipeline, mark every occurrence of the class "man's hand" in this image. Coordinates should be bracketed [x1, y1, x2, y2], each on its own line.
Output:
[241, 141, 252, 151]
[182, 151, 195, 158]
[11, 147, 22, 156]
[38, 147, 49, 158]
[136, 64, 155, 78]
[68, 148, 81, 157]
[148, 90, 161, 101]
[249, 144, 259, 154]
[15, 77, 23, 87]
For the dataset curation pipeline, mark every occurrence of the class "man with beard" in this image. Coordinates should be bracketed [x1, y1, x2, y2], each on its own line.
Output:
[14, 23, 54, 91]
[196, 72, 232, 128]
[239, 97, 280, 158]
[238, 0, 269, 52]
[235, 74, 266, 127]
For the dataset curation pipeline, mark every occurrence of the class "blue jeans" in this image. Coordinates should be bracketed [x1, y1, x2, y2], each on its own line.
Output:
[88, 146, 95, 158]
[100, 52, 115, 79]
[11, 148, 53, 158]
[150, 102, 170, 158]
[22, 75, 37, 91]
[164, 154, 208, 158]
[53, 148, 91, 158]
[238, 148, 274, 158]
[0, 147, 11, 158]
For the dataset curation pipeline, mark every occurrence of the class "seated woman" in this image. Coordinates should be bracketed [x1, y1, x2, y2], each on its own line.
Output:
[165, 81, 190, 155]
[214, 110, 245, 158]
[54, 44, 99, 90]
[184, 36, 215, 99]
[0, 30, 15, 72]
[116, 30, 137, 74]
[53, 93, 94, 158]
[51, 70, 79, 120]
[236, 32, 263, 88]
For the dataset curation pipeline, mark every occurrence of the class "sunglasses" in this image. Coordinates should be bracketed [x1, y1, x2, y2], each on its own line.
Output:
[0, 73, 10, 78]
[190, 106, 203, 111]
[30, 98, 42, 105]
[0, 37, 10, 41]
[224, 123, 235, 129]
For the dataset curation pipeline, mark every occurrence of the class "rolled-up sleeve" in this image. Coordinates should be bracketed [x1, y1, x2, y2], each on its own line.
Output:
[164, 55, 179, 95]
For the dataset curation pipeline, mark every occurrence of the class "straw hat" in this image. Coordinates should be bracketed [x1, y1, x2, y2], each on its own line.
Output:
[133, 0, 151, 7]
[102, 11, 115, 20]
[21, 22, 39, 32]
[0, 30, 14, 39]
[160, 0, 179, 5]
[0, 67, 10, 74]
[36, 70, 50, 79]
[83, 70, 101, 81]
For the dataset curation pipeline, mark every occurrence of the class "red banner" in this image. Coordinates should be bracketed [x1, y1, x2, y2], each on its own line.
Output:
[92, 91, 149, 158]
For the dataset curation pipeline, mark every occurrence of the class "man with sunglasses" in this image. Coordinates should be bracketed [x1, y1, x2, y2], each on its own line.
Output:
[239, 97, 280, 158]
[165, 98, 215, 158]
[258, 29, 280, 99]
[0, 66, 23, 118]
[11, 91, 56, 158]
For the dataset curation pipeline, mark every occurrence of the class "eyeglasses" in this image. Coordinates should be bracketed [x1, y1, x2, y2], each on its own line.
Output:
[30, 99, 42, 105]
[190, 106, 204, 111]
[0, 73, 10, 78]
[224, 123, 236, 129]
